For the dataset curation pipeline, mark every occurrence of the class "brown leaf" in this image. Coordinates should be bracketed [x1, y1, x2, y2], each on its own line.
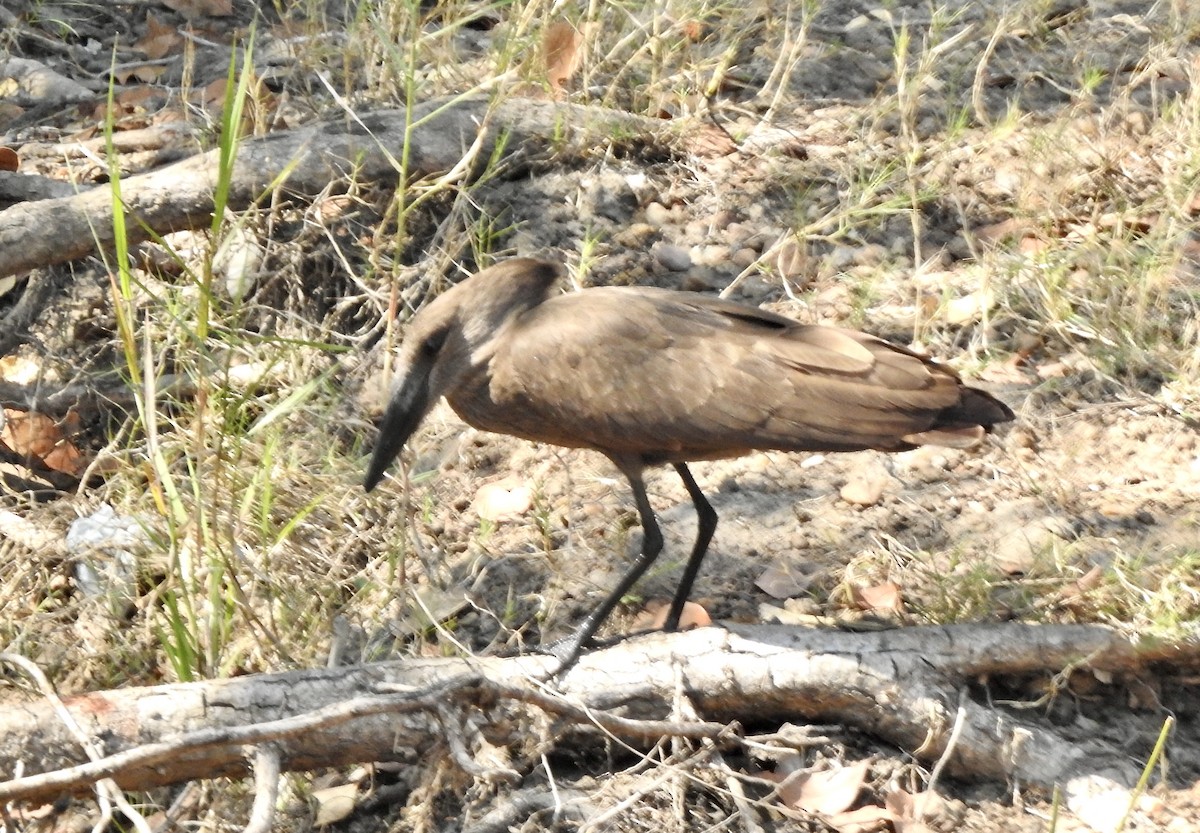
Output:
[778, 760, 869, 815]
[135, 14, 183, 60]
[633, 599, 712, 631]
[198, 75, 272, 135]
[0, 409, 85, 476]
[115, 65, 169, 85]
[543, 20, 590, 97]
[312, 783, 358, 826]
[0, 103, 25, 133]
[0, 146, 18, 172]
[885, 789, 948, 833]
[853, 582, 904, 615]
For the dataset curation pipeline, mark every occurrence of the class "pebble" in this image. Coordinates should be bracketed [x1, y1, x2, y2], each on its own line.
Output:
[839, 459, 894, 506]
[734, 275, 774, 301]
[709, 209, 738, 230]
[725, 222, 754, 247]
[612, 222, 658, 249]
[644, 201, 672, 227]
[731, 247, 759, 268]
[692, 244, 732, 267]
[856, 243, 888, 265]
[829, 246, 857, 270]
[684, 218, 713, 240]
[652, 242, 692, 272]
[680, 268, 723, 292]
[993, 516, 1073, 574]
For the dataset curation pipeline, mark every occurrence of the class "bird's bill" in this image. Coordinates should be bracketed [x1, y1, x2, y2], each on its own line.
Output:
[363, 366, 432, 492]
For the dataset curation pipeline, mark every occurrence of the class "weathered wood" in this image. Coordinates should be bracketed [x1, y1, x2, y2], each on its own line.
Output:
[0, 623, 1158, 805]
[0, 97, 664, 280]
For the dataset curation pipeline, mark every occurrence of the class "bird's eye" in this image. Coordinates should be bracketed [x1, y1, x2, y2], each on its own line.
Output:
[421, 327, 448, 357]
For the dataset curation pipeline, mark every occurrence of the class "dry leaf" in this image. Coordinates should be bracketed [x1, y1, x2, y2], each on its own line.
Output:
[116, 65, 169, 85]
[0, 409, 85, 476]
[943, 288, 995, 325]
[853, 582, 904, 615]
[0, 102, 25, 132]
[312, 783, 358, 826]
[888, 787, 960, 830]
[777, 760, 869, 815]
[199, 72, 275, 135]
[633, 599, 712, 630]
[135, 14, 183, 59]
[755, 565, 814, 599]
[0, 355, 40, 383]
[0, 146, 17, 172]
[1070, 564, 1105, 594]
[543, 20, 592, 96]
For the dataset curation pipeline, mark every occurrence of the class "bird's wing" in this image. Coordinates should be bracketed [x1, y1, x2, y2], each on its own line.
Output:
[467, 288, 975, 459]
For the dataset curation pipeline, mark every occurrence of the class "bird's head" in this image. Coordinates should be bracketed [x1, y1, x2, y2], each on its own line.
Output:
[363, 259, 561, 491]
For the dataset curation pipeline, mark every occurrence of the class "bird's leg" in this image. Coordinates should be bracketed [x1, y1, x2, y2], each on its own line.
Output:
[546, 467, 664, 670]
[664, 463, 717, 631]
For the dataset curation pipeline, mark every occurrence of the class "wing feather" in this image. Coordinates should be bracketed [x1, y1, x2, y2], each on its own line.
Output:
[448, 286, 1004, 460]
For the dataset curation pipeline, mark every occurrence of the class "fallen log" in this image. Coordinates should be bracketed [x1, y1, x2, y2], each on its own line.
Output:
[0, 622, 1169, 806]
[0, 96, 667, 281]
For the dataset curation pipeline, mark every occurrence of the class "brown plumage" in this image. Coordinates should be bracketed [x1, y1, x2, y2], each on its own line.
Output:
[365, 258, 1013, 665]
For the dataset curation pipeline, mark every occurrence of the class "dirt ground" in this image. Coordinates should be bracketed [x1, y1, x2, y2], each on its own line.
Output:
[2, 0, 1200, 831]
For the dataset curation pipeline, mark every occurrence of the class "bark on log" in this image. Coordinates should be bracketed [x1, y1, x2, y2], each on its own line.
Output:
[0, 623, 1171, 806]
[0, 97, 666, 280]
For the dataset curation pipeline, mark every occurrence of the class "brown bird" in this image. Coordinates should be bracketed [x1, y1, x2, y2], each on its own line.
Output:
[365, 258, 1013, 665]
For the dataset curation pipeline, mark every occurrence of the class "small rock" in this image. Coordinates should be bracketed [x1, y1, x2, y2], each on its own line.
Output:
[756, 566, 815, 599]
[684, 218, 712, 240]
[840, 471, 892, 507]
[680, 268, 723, 292]
[725, 222, 755, 247]
[829, 246, 856, 271]
[473, 479, 533, 522]
[731, 247, 759, 268]
[855, 243, 888, 266]
[695, 244, 732, 267]
[944, 289, 995, 325]
[652, 242, 692, 272]
[993, 516, 1073, 574]
[710, 209, 738, 230]
[644, 201, 673, 227]
[734, 275, 774, 301]
[612, 222, 658, 249]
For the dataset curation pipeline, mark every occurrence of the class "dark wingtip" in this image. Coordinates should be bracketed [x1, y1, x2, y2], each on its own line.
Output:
[941, 386, 1014, 433]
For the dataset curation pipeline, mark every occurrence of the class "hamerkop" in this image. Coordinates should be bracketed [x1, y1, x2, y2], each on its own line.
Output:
[365, 258, 1013, 665]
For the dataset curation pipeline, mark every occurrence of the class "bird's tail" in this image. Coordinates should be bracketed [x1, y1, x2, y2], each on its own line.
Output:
[903, 388, 1014, 448]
